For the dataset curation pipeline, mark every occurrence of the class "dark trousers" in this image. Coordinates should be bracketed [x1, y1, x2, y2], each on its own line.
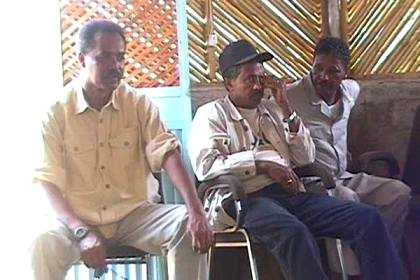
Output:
[231, 183, 405, 280]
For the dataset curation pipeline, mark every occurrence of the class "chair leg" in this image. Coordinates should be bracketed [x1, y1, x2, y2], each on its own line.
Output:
[207, 246, 214, 279]
[335, 239, 348, 280]
[327, 189, 348, 280]
[243, 230, 259, 280]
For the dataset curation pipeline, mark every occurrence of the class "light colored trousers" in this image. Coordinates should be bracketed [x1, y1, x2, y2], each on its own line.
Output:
[31, 202, 208, 280]
[326, 173, 411, 275]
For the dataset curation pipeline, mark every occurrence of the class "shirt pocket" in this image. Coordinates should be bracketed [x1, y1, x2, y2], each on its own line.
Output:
[109, 127, 139, 166]
[65, 134, 97, 194]
[65, 134, 96, 163]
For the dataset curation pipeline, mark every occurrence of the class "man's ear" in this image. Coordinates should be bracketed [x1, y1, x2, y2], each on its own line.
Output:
[224, 80, 233, 92]
[78, 53, 85, 68]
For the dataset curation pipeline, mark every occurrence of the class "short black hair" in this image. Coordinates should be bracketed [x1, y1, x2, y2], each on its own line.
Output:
[222, 64, 243, 87]
[78, 20, 125, 54]
[314, 37, 350, 67]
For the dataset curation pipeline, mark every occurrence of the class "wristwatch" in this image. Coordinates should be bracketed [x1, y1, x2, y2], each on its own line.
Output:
[283, 111, 298, 124]
[73, 226, 90, 241]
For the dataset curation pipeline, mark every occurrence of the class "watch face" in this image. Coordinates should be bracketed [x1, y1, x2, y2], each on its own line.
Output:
[74, 227, 89, 240]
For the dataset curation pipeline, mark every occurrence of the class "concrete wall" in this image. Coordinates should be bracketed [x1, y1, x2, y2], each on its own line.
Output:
[348, 78, 420, 176]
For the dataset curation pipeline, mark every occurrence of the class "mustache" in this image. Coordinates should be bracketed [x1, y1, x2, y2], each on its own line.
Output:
[105, 71, 123, 79]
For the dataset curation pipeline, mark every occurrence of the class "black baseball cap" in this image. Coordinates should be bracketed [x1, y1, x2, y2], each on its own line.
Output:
[219, 40, 273, 76]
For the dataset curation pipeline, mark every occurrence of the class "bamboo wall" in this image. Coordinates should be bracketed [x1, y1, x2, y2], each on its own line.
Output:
[188, 0, 419, 82]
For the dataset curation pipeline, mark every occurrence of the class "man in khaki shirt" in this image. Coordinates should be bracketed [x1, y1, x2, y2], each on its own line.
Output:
[31, 20, 212, 280]
[188, 40, 405, 280]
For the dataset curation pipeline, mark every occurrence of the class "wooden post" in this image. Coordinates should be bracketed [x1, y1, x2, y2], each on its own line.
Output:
[204, 0, 217, 81]
[321, 0, 330, 38]
[321, 0, 348, 41]
[340, 0, 348, 43]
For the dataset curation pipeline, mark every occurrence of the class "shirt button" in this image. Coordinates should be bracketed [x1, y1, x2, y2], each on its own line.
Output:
[105, 184, 110, 189]
[102, 206, 107, 211]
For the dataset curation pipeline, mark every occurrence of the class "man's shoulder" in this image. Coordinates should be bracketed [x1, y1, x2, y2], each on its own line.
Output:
[341, 79, 360, 100]
[196, 98, 223, 115]
[287, 77, 306, 93]
[286, 77, 312, 110]
[117, 83, 147, 103]
[47, 84, 77, 113]
[194, 97, 230, 122]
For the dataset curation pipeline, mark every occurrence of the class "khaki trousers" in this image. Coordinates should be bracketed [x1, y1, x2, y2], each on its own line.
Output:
[31, 202, 208, 280]
[326, 173, 411, 275]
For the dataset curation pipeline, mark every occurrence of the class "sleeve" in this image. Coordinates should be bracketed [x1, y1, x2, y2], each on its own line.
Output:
[188, 104, 256, 182]
[343, 79, 361, 108]
[33, 105, 67, 192]
[139, 96, 180, 172]
[285, 120, 316, 166]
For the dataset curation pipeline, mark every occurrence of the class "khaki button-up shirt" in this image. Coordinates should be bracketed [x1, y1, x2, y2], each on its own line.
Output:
[188, 96, 315, 194]
[287, 75, 360, 178]
[34, 81, 179, 237]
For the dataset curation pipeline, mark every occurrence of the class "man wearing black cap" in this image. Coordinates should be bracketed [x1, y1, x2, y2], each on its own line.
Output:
[188, 40, 405, 279]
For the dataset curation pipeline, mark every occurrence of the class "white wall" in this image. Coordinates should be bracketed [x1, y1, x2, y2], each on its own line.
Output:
[0, 1, 63, 278]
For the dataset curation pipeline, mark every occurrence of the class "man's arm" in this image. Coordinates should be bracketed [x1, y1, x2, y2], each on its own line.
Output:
[40, 181, 107, 269]
[40, 181, 85, 231]
[188, 104, 257, 182]
[162, 150, 213, 253]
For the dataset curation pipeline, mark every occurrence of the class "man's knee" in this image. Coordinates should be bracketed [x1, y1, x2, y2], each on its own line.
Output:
[385, 179, 412, 206]
[249, 216, 312, 246]
[355, 203, 384, 229]
[31, 231, 78, 268]
[334, 186, 360, 202]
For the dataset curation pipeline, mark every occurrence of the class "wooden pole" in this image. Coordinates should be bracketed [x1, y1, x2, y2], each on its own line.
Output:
[204, 0, 217, 80]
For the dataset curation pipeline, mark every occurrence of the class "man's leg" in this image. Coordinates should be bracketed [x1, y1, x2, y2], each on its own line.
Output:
[289, 192, 406, 280]
[236, 190, 328, 280]
[114, 202, 207, 280]
[342, 173, 411, 251]
[31, 226, 80, 280]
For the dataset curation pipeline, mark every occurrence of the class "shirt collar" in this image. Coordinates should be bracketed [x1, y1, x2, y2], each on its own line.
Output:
[73, 79, 121, 115]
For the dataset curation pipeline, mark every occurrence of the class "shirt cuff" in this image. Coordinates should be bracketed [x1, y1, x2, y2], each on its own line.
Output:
[146, 132, 180, 172]
[226, 150, 256, 178]
[33, 166, 66, 192]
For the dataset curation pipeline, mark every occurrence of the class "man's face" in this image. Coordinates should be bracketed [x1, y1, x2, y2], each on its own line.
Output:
[311, 54, 347, 98]
[226, 62, 265, 109]
[79, 32, 125, 92]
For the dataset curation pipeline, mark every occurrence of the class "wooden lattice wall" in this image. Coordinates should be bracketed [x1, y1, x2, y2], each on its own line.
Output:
[60, 0, 180, 88]
[187, 0, 322, 82]
[347, 0, 419, 76]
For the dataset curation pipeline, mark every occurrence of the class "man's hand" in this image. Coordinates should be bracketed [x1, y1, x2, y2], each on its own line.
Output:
[257, 161, 301, 195]
[78, 232, 107, 269]
[187, 210, 214, 254]
[263, 75, 293, 115]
